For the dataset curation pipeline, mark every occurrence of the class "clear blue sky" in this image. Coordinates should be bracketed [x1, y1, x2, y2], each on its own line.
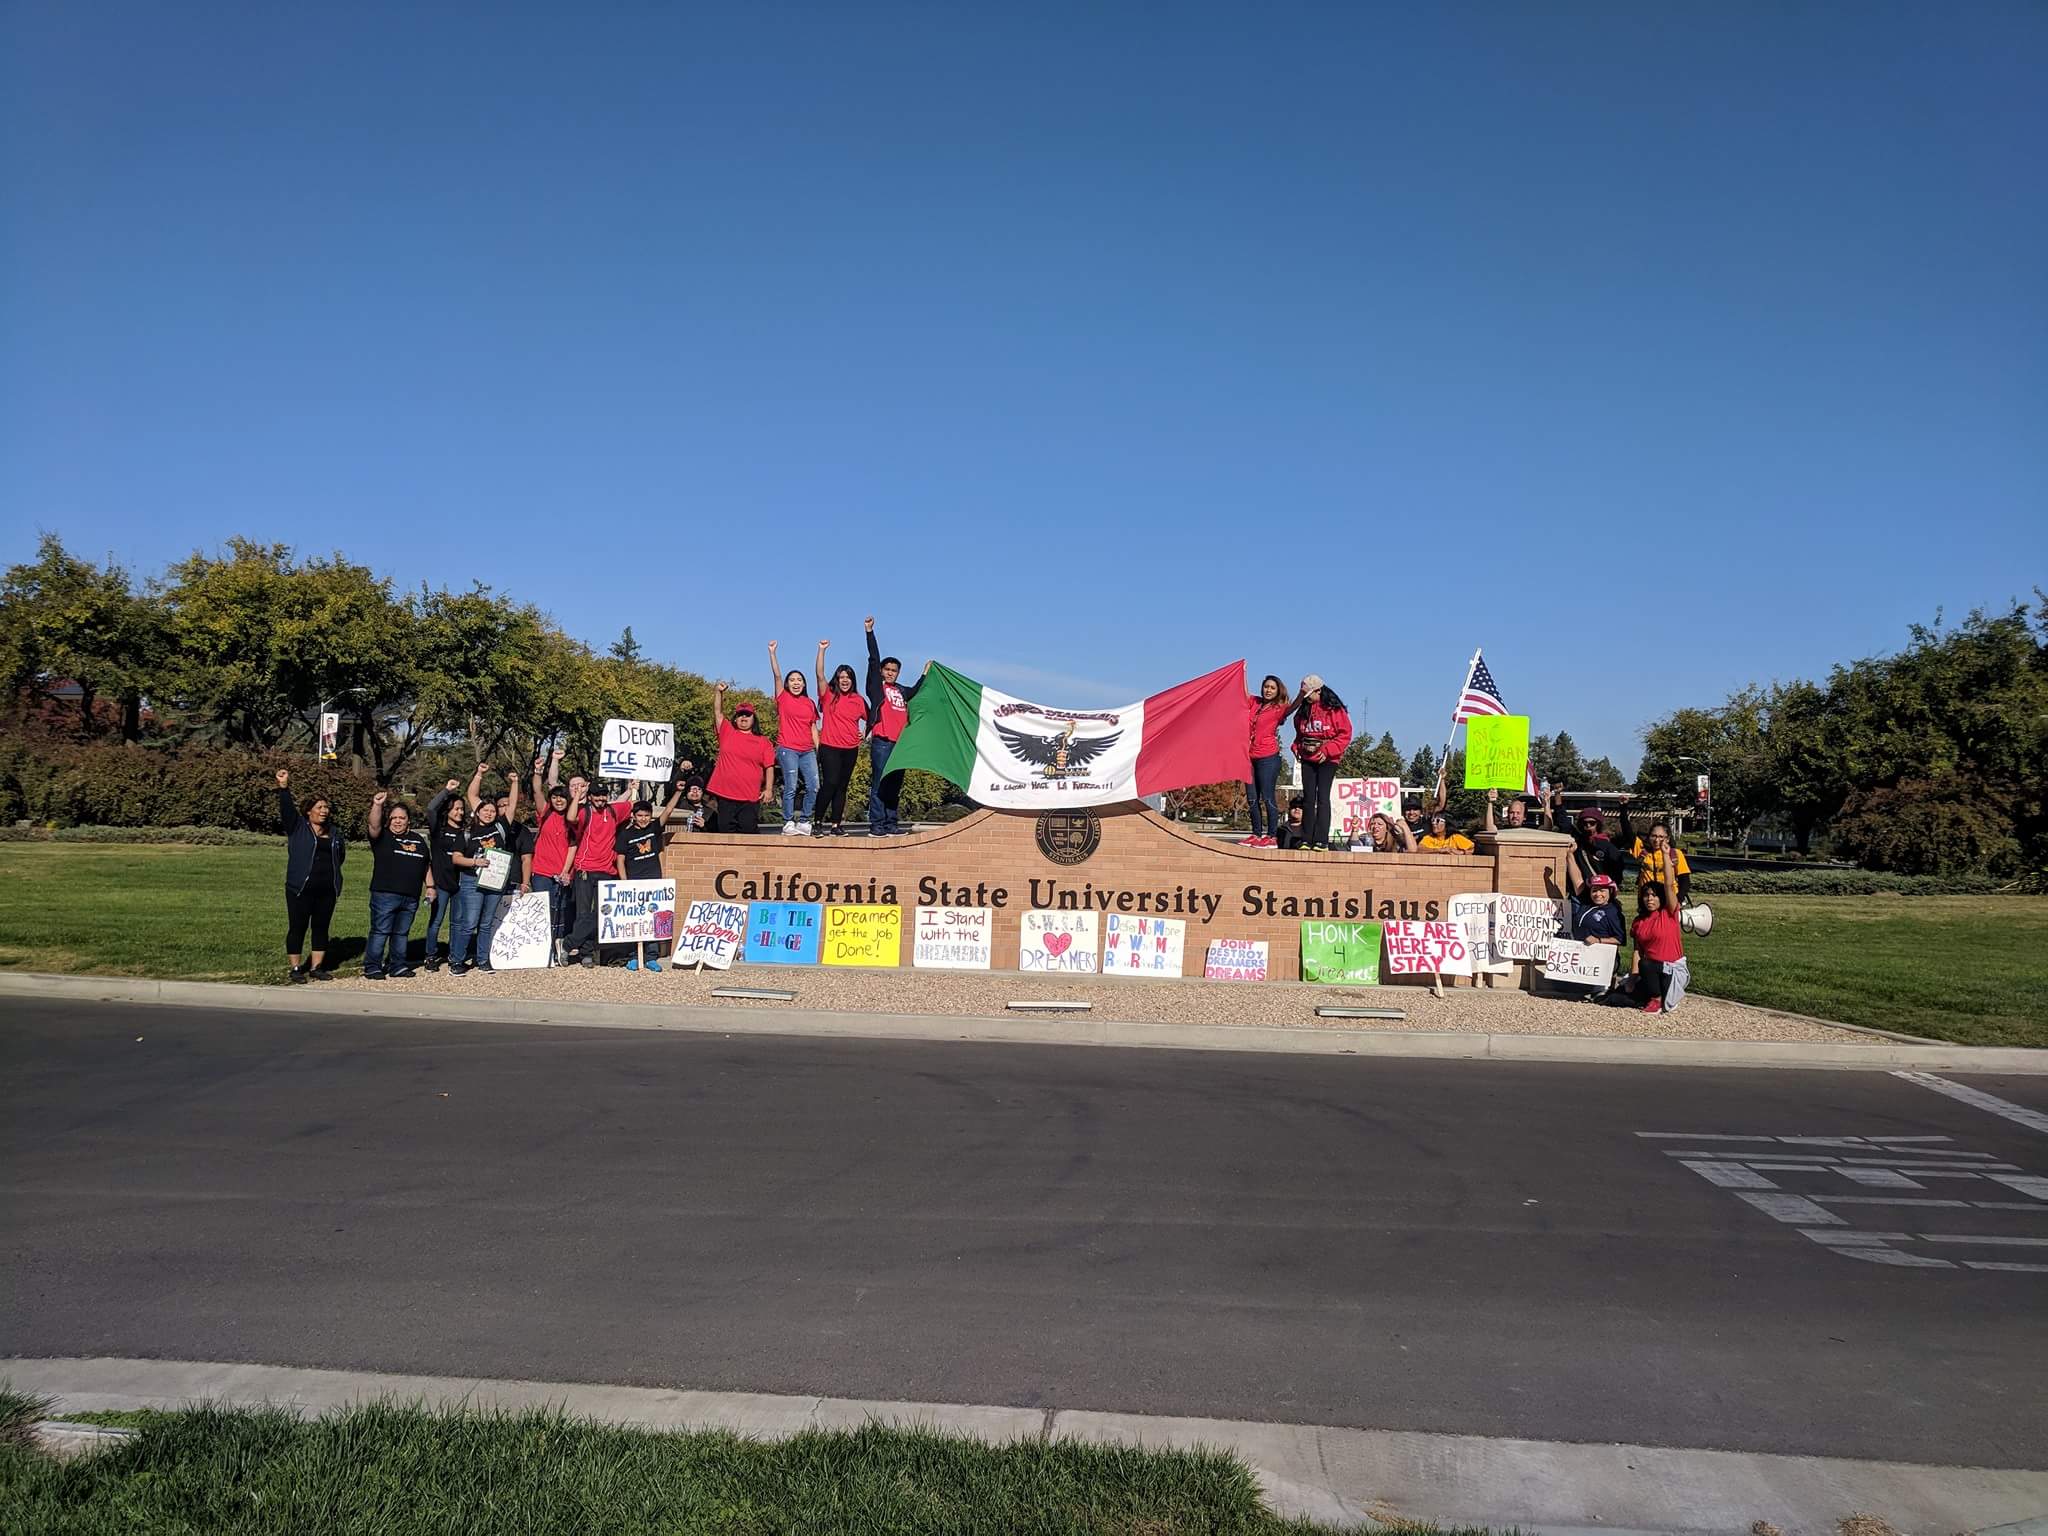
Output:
[5, 3, 2044, 773]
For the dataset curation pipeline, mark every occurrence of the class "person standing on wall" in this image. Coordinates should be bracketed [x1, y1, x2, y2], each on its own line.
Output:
[864, 616, 930, 836]
[707, 684, 777, 835]
[1289, 676, 1351, 852]
[767, 640, 821, 835]
[275, 767, 345, 984]
[565, 772, 636, 968]
[363, 789, 430, 980]
[814, 647, 870, 836]
[1241, 673, 1290, 847]
[529, 751, 578, 963]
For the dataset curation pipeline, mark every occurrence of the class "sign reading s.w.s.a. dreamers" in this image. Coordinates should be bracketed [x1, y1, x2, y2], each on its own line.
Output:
[1021, 910, 1098, 973]
[599, 718, 675, 782]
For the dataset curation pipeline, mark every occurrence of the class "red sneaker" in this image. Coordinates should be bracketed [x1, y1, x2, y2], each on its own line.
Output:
[1238, 835, 1261, 846]
[1258, 836, 1277, 848]
[1643, 999, 1664, 1015]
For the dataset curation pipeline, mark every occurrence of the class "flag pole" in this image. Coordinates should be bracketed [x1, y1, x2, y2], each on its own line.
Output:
[1436, 647, 1479, 800]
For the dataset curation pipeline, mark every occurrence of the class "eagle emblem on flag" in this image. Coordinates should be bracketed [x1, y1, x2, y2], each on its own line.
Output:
[995, 718, 1124, 780]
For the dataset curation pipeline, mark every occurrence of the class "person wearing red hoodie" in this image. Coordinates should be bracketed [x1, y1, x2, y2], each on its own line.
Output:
[1289, 676, 1352, 851]
[1240, 673, 1291, 847]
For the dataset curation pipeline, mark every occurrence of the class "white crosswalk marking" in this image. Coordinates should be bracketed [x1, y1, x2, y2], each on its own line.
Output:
[1892, 1072, 2048, 1136]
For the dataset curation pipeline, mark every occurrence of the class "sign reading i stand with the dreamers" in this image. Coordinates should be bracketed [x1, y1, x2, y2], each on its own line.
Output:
[598, 879, 676, 943]
[823, 905, 902, 967]
[912, 907, 992, 970]
[1301, 919, 1382, 984]
[599, 718, 675, 782]
[675, 899, 747, 969]
[747, 902, 821, 964]
[1464, 715, 1530, 790]
[1103, 914, 1185, 976]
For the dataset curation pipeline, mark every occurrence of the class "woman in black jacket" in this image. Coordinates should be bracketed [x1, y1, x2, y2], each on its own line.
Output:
[276, 768, 346, 983]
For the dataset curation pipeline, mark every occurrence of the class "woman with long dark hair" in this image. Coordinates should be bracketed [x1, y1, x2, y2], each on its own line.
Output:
[1289, 676, 1352, 852]
[1627, 849, 1688, 1014]
[275, 768, 345, 983]
[767, 640, 821, 835]
[814, 650, 869, 836]
[1241, 673, 1290, 847]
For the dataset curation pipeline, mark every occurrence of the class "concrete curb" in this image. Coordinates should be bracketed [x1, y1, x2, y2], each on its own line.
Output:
[5, 1356, 2045, 1534]
[4, 971, 2044, 1074]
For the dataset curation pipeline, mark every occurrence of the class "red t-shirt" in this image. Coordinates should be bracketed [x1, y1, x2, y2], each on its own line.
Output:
[571, 798, 633, 874]
[774, 691, 818, 751]
[819, 690, 868, 750]
[874, 680, 910, 740]
[708, 715, 778, 801]
[532, 806, 575, 878]
[1632, 907, 1684, 963]
[1248, 699, 1286, 758]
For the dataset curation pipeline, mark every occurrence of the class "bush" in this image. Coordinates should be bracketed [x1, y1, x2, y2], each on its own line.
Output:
[0, 824, 279, 846]
[1829, 777, 2027, 877]
[1686, 867, 2009, 896]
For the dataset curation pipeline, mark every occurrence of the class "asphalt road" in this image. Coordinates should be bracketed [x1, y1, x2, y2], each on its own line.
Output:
[5, 999, 2045, 1467]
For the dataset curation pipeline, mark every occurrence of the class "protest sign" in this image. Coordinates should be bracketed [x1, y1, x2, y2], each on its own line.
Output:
[1333, 778, 1402, 842]
[1496, 894, 1567, 960]
[487, 891, 552, 970]
[1448, 892, 1513, 974]
[675, 899, 746, 969]
[1203, 938, 1268, 982]
[318, 712, 340, 762]
[1301, 919, 1382, 984]
[1382, 919, 1475, 977]
[1464, 715, 1530, 790]
[1542, 938, 1618, 988]
[913, 907, 992, 970]
[598, 878, 676, 944]
[745, 902, 821, 964]
[599, 718, 676, 782]
[477, 847, 514, 892]
[823, 904, 903, 967]
[1021, 910, 1098, 974]
[1103, 914, 1185, 976]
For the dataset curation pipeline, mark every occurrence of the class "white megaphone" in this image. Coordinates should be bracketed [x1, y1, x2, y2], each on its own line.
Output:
[1680, 903, 1714, 937]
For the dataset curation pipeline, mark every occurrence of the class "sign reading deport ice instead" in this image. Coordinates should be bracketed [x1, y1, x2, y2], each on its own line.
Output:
[599, 717, 675, 782]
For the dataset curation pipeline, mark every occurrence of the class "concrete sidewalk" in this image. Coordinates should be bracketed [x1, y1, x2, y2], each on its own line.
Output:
[8, 1356, 2046, 1535]
[3, 970, 2044, 1072]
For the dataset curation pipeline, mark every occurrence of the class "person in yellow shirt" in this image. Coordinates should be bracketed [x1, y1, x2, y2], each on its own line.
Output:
[1417, 811, 1476, 854]
[1620, 797, 1692, 903]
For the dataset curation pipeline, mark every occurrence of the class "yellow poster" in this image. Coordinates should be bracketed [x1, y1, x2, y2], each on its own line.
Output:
[822, 904, 903, 967]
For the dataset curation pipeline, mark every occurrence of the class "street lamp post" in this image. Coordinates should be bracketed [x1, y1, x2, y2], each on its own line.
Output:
[1674, 755, 1713, 841]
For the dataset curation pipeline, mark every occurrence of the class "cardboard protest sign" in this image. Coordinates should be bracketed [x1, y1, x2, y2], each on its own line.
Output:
[1463, 715, 1530, 790]
[1448, 892, 1514, 974]
[477, 847, 514, 892]
[1103, 914, 1185, 976]
[1496, 894, 1567, 960]
[1301, 919, 1382, 984]
[1203, 938, 1268, 982]
[913, 907, 992, 970]
[675, 899, 747, 969]
[598, 878, 676, 944]
[745, 902, 821, 965]
[599, 718, 676, 782]
[823, 904, 902, 967]
[1021, 910, 1098, 974]
[1542, 938, 1618, 988]
[1333, 778, 1403, 842]
[1382, 919, 1475, 977]
[487, 891, 553, 970]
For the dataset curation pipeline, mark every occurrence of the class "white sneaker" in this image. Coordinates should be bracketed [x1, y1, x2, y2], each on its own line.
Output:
[798, 820, 815, 835]
[781, 821, 802, 835]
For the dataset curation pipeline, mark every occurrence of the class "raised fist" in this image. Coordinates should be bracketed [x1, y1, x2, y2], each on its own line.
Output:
[274, 768, 290, 788]
[371, 790, 388, 806]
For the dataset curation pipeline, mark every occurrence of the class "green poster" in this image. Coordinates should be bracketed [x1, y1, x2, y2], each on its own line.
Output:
[1301, 919, 1383, 984]
[1464, 714, 1531, 790]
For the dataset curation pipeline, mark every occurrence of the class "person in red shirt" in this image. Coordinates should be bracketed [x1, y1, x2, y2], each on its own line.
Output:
[564, 775, 635, 968]
[1240, 673, 1291, 847]
[1627, 848, 1688, 1014]
[766, 641, 821, 835]
[864, 616, 931, 835]
[706, 683, 778, 835]
[814, 648, 870, 836]
[528, 749, 578, 963]
[1289, 676, 1352, 851]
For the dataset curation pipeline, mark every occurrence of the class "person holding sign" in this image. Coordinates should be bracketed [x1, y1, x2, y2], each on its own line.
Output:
[363, 790, 430, 980]
[1627, 846, 1689, 1015]
[613, 800, 673, 971]
[1290, 676, 1351, 851]
[275, 768, 345, 984]
[565, 774, 635, 967]
[767, 641, 821, 835]
[1240, 674, 1291, 847]
[814, 651, 870, 837]
[707, 684, 777, 836]
[446, 768, 515, 975]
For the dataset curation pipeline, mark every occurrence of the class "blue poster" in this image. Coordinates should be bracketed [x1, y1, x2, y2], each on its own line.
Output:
[744, 902, 822, 965]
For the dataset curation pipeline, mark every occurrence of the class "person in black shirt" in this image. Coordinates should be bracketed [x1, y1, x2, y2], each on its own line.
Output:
[364, 790, 432, 979]
[275, 768, 345, 983]
[422, 778, 467, 970]
[611, 799, 671, 972]
[1276, 800, 1310, 850]
[446, 768, 516, 975]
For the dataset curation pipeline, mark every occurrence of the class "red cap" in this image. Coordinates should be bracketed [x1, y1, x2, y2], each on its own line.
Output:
[731, 699, 757, 715]
[1591, 874, 1616, 890]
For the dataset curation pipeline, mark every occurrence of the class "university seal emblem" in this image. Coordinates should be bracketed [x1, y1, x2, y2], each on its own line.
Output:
[1035, 809, 1102, 866]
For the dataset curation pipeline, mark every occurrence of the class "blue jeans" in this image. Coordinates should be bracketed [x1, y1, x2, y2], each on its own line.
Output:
[531, 873, 567, 946]
[867, 735, 898, 831]
[478, 886, 509, 961]
[366, 891, 419, 976]
[449, 874, 488, 967]
[1247, 753, 1281, 837]
[776, 746, 819, 822]
[424, 885, 457, 962]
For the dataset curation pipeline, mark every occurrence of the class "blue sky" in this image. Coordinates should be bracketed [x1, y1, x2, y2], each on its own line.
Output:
[4, 2, 2044, 772]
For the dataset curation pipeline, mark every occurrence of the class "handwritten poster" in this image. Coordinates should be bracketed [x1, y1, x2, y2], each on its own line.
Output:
[1301, 919, 1382, 984]
[1464, 715, 1531, 791]
[1333, 778, 1402, 842]
[823, 904, 903, 967]
[1203, 939, 1269, 982]
[599, 717, 676, 782]
[913, 907, 992, 970]
[597, 878, 676, 944]
[745, 901, 821, 965]
[1542, 939, 1619, 987]
[1448, 892, 1514, 975]
[1103, 914, 1186, 977]
[1496, 894, 1568, 961]
[675, 899, 747, 970]
[1020, 910, 1099, 974]
[1382, 919, 1475, 977]
[487, 891, 552, 970]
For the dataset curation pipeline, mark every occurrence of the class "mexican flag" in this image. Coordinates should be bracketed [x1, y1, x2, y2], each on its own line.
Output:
[888, 660, 1253, 809]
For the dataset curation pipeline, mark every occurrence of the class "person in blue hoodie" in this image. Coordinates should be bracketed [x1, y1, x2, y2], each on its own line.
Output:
[275, 767, 346, 983]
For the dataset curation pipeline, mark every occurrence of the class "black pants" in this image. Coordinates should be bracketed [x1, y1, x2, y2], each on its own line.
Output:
[285, 884, 338, 956]
[816, 745, 859, 826]
[1298, 760, 1337, 847]
[568, 870, 605, 957]
[713, 799, 759, 835]
[1637, 957, 1674, 1005]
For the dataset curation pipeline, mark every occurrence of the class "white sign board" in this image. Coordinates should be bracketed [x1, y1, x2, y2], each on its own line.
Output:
[1332, 777, 1402, 842]
[1203, 939, 1268, 982]
[599, 718, 675, 782]
[487, 891, 553, 970]
[318, 711, 340, 761]
[477, 846, 514, 892]
[1020, 910, 1098, 974]
[1383, 919, 1474, 977]
[1496, 894, 1568, 961]
[1448, 891, 1514, 975]
[1542, 938, 1619, 988]
[1103, 914, 1185, 976]
[913, 906, 993, 970]
[675, 899, 746, 969]
[597, 878, 677, 944]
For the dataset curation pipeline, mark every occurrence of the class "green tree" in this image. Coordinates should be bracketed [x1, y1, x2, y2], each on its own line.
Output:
[0, 535, 164, 739]
[1337, 731, 1402, 779]
[1404, 743, 1439, 789]
[608, 626, 643, 664]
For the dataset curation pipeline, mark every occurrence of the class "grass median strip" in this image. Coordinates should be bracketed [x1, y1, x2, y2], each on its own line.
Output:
[0, 1396, 1436, 1535]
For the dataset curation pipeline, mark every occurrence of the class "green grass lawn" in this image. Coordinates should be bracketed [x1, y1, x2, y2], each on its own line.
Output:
[0, 1395, 1386, 1536]
[0, 844, 2040, 1047]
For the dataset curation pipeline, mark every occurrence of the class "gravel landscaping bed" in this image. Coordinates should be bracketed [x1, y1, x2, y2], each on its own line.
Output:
[329, 963, 1869, 1044]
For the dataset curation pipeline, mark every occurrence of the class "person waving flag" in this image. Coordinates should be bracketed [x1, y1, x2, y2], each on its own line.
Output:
[1440, 649, 1538, 797]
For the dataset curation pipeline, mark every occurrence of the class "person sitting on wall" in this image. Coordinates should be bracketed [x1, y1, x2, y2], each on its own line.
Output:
[1351, 811, 1415, 853]
[1417, 811, 1475, 854]
[1276, 799, 1310, 849]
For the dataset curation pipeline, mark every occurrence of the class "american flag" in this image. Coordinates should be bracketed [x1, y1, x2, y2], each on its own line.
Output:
[1454, 652, 1510, 722]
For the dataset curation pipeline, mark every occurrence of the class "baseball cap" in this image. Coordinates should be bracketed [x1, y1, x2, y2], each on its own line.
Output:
[732, 699, 757, 715]
[1302, 673, 1324, 693]
[1591, 874, 1616, 890]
